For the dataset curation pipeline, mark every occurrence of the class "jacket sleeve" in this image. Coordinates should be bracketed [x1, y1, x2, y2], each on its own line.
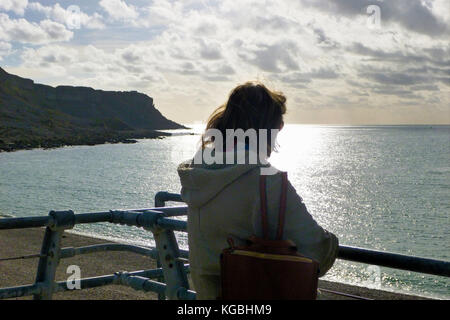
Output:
[263, 173, 339, 277]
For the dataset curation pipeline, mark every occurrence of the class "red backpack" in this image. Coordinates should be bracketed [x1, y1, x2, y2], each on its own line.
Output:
[220, 171, 320, 300]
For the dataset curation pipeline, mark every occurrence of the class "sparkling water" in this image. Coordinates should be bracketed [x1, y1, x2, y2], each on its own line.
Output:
[0, 124, 448, 298]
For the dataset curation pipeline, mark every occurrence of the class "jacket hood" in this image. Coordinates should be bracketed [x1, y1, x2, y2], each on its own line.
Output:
[177, 149, 267, 208]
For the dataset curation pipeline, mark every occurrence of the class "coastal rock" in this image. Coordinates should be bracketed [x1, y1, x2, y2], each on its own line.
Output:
[0, 67, 184, 152]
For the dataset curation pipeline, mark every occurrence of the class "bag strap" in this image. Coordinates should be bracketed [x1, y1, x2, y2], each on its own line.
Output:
[259, 171, 288, 241]
[259, 174, 269, 240]
[276, 171, 288, 240]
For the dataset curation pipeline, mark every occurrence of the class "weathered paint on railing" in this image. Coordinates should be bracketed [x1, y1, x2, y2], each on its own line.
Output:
[0, 206, 194, 300]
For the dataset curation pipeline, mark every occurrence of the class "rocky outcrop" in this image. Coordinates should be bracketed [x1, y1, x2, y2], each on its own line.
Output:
[0, 67, 185, 151]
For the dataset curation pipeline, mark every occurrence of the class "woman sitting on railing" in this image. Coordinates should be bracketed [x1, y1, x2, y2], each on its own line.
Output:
[177, 81, 338, 300]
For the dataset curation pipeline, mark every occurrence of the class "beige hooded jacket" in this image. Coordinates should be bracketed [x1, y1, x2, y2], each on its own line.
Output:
[177, 153, 339, 300]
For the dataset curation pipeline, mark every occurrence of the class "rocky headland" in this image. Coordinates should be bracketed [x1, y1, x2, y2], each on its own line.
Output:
[0, 67, 185, 152]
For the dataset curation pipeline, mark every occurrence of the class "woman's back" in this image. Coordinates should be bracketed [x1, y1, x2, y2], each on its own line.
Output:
[178, 157, 338, 299]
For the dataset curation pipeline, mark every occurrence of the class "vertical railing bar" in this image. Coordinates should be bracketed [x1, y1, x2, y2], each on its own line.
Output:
[33, 227, 63, 300]
[33, 210, 75, 300]
[152, 228, 190, 299]
[155, 194, 167, 300]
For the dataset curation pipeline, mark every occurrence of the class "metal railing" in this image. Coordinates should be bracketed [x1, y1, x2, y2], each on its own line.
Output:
[0, 201, 194, 300]
[0, 191, 449, 300]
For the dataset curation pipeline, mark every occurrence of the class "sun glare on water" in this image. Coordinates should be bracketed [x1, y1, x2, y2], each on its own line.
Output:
[269, 124, 329, 173]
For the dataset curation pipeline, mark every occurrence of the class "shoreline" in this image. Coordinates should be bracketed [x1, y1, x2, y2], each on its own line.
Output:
[0, 129, 200, 153]
[0, 130, 172, 153]
[0, 226, 434, 300]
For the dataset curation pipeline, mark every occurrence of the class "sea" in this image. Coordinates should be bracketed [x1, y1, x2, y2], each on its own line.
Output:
[0, 124, 449, 299]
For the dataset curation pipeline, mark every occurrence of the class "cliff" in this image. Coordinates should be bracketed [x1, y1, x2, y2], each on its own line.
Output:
[0, 67, 185, 151]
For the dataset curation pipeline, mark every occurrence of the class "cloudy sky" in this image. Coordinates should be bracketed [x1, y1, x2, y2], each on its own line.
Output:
[1, 0, 449, 125]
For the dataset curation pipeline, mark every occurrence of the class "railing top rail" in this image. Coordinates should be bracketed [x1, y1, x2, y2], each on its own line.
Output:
[0, 206, 189, 230]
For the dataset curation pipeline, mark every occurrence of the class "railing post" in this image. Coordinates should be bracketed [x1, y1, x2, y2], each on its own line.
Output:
[143, 210, 190, 300]
[33, 210, 75, 300]
[155, 194, 166, 301]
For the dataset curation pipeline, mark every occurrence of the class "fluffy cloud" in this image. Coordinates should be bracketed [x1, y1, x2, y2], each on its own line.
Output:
[20, 44, 167, 89]
[239, 41, 300, 73]
[0, 0, 28, 16]
[28, 2, 105, 29]
[99, 0, 139, 22]
[0, 13, 73, 44]
[300, 0, 449, 37]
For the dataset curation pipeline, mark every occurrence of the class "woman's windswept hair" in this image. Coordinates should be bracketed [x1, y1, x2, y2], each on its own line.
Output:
[201, 81, 286, 155]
